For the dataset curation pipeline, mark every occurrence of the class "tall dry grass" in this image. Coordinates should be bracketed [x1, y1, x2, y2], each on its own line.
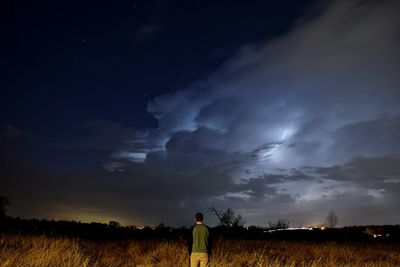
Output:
[1, 234, 399, 266]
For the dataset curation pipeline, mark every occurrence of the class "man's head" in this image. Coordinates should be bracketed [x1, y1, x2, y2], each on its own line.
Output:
[195, 212, 204, 222]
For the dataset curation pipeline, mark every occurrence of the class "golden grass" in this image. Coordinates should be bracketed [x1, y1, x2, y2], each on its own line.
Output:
[1, 234, 399, 266]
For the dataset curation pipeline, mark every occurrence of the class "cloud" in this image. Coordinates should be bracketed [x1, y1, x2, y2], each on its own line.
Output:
[3, 0, 400, 226]
[96, 1, 400, 224]
[331, 114, 400, 160]
[103, 0, 400, 224]
[109, 0, 400, 177]
[3, 149, 399, 226]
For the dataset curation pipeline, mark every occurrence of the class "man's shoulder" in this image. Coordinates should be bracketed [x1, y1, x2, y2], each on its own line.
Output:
[192, 224, 210, 230]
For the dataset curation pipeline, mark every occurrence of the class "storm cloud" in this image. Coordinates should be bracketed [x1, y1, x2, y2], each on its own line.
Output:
[107, 0, 400, 225]
[2, 0, 400, 226]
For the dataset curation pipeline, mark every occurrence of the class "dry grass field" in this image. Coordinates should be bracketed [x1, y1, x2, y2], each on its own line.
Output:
[1, 234, 400, 267]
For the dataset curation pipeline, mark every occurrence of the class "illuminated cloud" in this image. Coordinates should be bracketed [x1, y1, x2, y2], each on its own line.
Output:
[114, 0, 400, 174]
[110, 0, 399, 224]
[2, 0, 400, 226]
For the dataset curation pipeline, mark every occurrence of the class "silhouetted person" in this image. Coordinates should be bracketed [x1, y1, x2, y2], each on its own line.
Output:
[189, 212, 211, 267]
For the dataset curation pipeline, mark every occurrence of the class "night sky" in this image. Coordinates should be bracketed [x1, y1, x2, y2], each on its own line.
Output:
[1, 0, 400, 227]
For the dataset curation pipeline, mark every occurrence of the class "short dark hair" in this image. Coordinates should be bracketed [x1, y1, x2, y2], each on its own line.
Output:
[195, 212, 204, 222]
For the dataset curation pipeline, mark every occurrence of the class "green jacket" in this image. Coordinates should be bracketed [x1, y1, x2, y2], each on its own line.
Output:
[189, 223, 212, 254]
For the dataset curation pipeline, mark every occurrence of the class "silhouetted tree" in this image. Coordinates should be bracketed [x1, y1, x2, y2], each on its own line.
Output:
[209, 206, 243, 227]
[108, 221, 121, 228]
[157, 222, 165, 228]
[0, 196, 10, 219]
[326, 210, 338, 228]
[268, 218, 290, 230]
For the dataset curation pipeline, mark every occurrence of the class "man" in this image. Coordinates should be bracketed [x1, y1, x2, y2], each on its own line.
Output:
[189, 212, 212, 267]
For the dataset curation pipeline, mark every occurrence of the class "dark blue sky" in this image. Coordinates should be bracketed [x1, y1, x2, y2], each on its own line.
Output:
[1, 0, 315, 130]
[1, 0, 400, 227]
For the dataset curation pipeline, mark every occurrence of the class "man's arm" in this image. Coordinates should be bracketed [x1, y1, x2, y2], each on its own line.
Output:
[188, 226, 194, 255]
[207, 226, 213, 255]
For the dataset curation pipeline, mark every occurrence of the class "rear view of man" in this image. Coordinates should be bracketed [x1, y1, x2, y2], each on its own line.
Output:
[189, 212, 211, 267]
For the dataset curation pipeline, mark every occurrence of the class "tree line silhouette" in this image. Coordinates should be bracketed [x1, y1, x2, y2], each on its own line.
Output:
[1, 196, 399, 241]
